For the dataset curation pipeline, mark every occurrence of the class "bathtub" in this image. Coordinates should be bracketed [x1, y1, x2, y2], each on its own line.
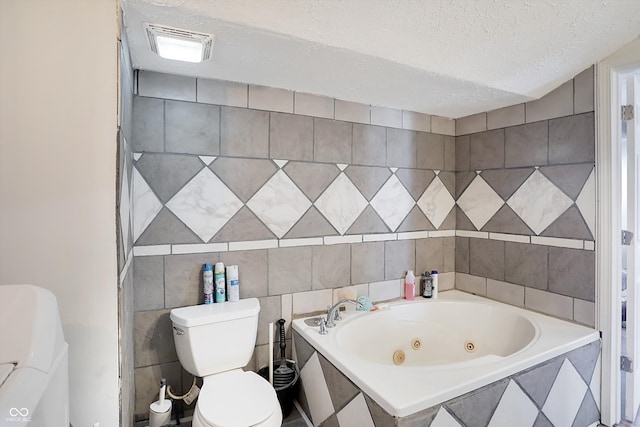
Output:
[292, 290, 599, 419]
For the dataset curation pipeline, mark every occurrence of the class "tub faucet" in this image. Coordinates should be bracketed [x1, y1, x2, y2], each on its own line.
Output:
[326, 299, 363, 328]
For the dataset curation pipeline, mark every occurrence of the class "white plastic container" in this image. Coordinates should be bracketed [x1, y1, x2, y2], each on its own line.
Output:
[404, 270, 415, 301]
[226, 265, 239, 302]
[431, 270, 439, 299]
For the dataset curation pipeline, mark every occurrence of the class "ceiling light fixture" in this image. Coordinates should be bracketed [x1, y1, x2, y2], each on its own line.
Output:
[144, 23, 213, 63]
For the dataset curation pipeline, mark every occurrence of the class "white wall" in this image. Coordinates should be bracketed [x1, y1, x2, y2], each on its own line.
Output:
[0, 1, 119, 426]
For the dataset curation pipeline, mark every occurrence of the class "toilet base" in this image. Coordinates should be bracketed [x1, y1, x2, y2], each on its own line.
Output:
[192, 402, 282, 427]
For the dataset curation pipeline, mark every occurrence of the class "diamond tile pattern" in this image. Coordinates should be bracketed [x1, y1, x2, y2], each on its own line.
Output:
[166, 168, 243, 242]
[488, 380, 537, 427]
[507, 170, 573, 235]
[542, 359, 588, 427]
[457, 176, 504, 230]
[315, 173, 368, 234]
[246, 170, 311, 238]
[417, 177, 456, 229]
[370, 175, 415, 231]
[431, 407, 462, 427]
[132, 168, 162, 242]
[576, 169, 595, 237]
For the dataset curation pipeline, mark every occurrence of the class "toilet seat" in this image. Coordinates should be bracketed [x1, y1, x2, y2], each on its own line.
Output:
[195, 370, 281, 427]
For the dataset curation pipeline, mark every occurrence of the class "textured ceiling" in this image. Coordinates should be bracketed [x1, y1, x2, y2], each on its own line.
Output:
[122, 0, 640, 118]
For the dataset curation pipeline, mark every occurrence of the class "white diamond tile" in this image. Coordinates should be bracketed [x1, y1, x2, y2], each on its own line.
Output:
[246, 170, 311, 238]
[119, 162, 131, 251]
[457, 176, 504, 230]
[590, 354, 601, 410]
[507, 170, 573, 235]
[166, 168, 243, 242]
[336, 393, 375, 427]
[576, 168, 595, 236]
[542, 359, 588, 427]
[488, 380, 537, 427]
[390, 167, 398, 173]
[199, 155, 216, 165]
[132, 168, 162, 242]
[315, 173, 368, 235]
[299, 352, 334, 425]
[370, 175, 415, 231]
[337, 163, 348, 171]
[431, 407, 461, 427]
[273, 159, 288, 168]
[133, 152, 142, 161]
[417, 177, 455, 229]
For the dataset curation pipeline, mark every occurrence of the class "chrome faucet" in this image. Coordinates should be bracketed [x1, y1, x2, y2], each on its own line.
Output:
[326, 299, 363, 328]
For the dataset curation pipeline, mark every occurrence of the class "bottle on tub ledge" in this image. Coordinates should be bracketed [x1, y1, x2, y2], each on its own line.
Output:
[431, 270, 439, 299]
[404, 270, 416, 301]
[226, 265, 240, 302]
[421, 272, 433, 298]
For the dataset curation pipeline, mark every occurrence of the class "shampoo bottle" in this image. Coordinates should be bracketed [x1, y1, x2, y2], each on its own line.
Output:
[431, 270, 439, 299]
[404, 270, 415, 301]
[214, 262, 226, 303]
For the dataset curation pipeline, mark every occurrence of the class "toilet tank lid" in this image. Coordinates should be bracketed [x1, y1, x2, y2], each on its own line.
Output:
[170, 298, 260, 327]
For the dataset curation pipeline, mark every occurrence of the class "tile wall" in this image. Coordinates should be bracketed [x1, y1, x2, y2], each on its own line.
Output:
[130, 71, 457, 419]
[454, 67, 596, 326]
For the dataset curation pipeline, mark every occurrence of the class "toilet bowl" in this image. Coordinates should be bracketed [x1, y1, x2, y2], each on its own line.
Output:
[170, 299, 282, 427]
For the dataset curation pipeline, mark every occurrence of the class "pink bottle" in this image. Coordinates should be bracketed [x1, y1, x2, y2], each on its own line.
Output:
[404, 270, 416, 300]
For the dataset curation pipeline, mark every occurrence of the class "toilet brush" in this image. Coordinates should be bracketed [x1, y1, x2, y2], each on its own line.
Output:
[149, 379, 172, 427]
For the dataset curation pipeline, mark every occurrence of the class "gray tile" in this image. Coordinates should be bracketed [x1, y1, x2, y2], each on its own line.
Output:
[469, 238, 504, 281]
[487, 103, 525, 130]
[135, 153, 203, 203]
[268, 247, 312, 295]
[387, 128, 417, 168]
[417, 132, 445, 170]
[364, 394, 395, 427]
[456, 112, 487, 136]
[270, 112, 314, 161]
[396, 206, 435, 232]
[211, 206, 276, 242]
[284, 162, 340, 202]
[351, 242, 385, 284]
[456, 135, 470, 171]
[505, 121, 548, 167]
[164, 253, 219, 308]
[133, 256, 164, 312]
[548, 112, 595, 164]
[312, 244, 351, 289]
[346, 206, 390, 234]
[210, 157, 277, 202]
[320, 414, 339, 427]
[385, 240, 416, 280]
[220, 107, 269, 158]
[137, 70, 196, 101]
[318, 353, 359, 413]
[541, 205, 593, 240]
[572, 390, 599, 427]
[397, 405, 439, 427]
[443, 237, 455, 273]
[567, 340, 600, 384]
[220, 249, 268, 298]
[469, 129, 505, 170]
[344, 165, 392, 201]
[514, 356, 563, 408]
[285, 206, 338, 238]
[439, 207, 457, 230]
[534, 412, 554, 427]
[481, 168, 534, 200]
[165, 100, 220, 155]
[539, 164, 594, 201]
[446, 378, 509, 427]
[444, 135, 456, 171]
[455, 171, 477, 198]
[353, 124, 386, 166]
[132, 96, 164, 153]
[136, 207, 201, 245]
[256, 296, 281, 345]
[134, 309, 177, 368]
[439, 171, 455, 197]
[196, 78, 248, 108]
[134, 361, 182, 417]
[456, 206, 476, 231]
[482, 204, 533, 235]
[504, 242, 548, 289]
[293, 331, 316, 369]
[314, 118, 352, 164]
[396, 169, 436, 200]
[525, 80, 574, 123]
[574, 66, 595, 115]
[548, 247, 595, 301]
[416, 238, 443, 276]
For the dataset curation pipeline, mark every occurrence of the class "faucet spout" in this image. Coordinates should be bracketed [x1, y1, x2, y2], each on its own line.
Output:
[326, 299, 363, 328]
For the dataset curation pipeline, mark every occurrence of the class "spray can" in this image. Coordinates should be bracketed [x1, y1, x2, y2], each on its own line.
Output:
[226, 265, 239, 302]
[214, 262, 226, 303]
[203, 264, 213, 304]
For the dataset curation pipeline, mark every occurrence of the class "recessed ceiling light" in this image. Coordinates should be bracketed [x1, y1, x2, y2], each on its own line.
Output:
[144, 23, 213, 63]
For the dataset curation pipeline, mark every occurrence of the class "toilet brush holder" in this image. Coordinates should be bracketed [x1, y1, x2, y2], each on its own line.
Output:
[149, 399, 171, 427]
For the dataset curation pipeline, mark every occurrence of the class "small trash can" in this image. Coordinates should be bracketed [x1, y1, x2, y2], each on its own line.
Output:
[258, 360, 300, 418]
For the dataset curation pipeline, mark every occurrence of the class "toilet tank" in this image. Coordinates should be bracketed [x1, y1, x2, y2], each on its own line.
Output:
[170, 298, 260, 376]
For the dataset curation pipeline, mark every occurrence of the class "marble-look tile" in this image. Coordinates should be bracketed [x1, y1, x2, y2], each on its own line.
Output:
[248, 85, 293, 113]
[197, 78, 247, 107]
[542, 359, 588, 427]
[335, 100, 370, 124]
[120, 164, 131, 252]
[507, 170, 573, 235]
[430, 407, 461, 427]
[457, 176, 505, 230]
[211, 206, 276, 242]
[294, 92, 334, 119]
[371, 106, 402, 128]
[166, 168, 243, 242]
[284, 162, 340, 202]
[135, 153, 204, 203]
[246, 170, 311, 238]
[402, 110, 431, 132]
[314, 173, 368, 234]
[417, 177, 456, 229]
[370, 175, 415, 231]
[590, 355, 601, 411]
[347, 206, 390, 235]
[300, 352, 335, 425]
[488, 380, 538, 427]
[336, 393, 375, 427]
[344, 165, 392, 201]
[132, 168, 163, 242]
[285, 207, 338, 238]
[576, 169, 596, 237]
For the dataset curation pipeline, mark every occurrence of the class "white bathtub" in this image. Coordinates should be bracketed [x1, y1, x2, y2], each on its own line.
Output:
[292, 290, 599, 417]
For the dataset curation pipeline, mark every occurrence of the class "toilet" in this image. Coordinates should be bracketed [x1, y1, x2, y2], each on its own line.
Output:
[170, 298, 282, 427]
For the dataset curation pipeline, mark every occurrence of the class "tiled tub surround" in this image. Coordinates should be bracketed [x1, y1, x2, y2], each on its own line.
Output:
[292, 292, 600, 427]
[131, 72, 457, 419]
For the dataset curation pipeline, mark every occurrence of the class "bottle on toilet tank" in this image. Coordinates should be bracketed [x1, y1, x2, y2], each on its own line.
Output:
[203, 264, 214, 305]
[226, 265, 239, 302]
[214, 262, 226, 303]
